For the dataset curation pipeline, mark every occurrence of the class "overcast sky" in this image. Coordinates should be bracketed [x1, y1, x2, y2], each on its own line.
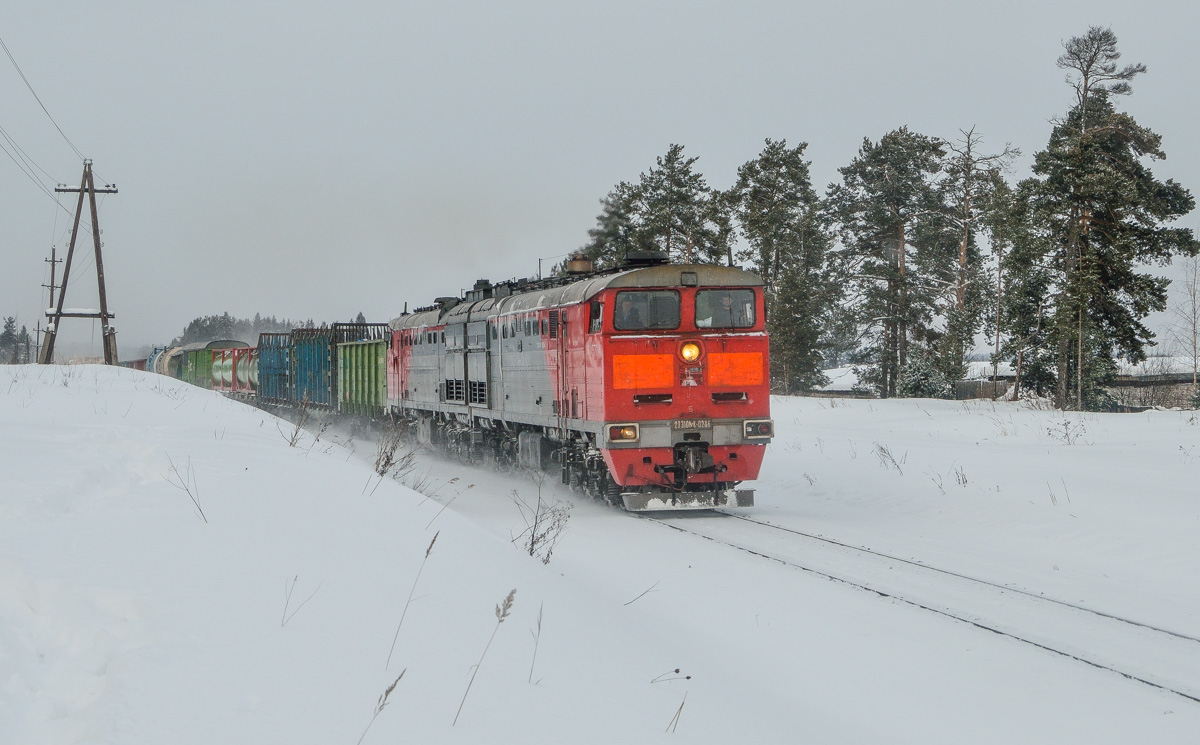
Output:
[3, 1, 1198, 356]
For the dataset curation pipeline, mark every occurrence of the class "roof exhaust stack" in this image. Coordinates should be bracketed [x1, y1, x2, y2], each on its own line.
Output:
[621, 250, 669, 268]
[565, 253, 594, 274]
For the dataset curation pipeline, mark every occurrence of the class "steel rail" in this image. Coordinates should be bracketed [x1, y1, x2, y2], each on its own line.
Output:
[637, 512, 1200, 706]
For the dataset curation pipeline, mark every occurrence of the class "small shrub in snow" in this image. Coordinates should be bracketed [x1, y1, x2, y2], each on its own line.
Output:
[1046, 419, 1087, 445]
[897, 352, 952, 399]
[510, 487, 572, 565]
[364, 428, 417, 495]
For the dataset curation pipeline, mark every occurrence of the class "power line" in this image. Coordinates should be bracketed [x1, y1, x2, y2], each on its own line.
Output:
[0, 137, 55, 200]
[0, 121, 56, 184]
[0, 34, 84, 160]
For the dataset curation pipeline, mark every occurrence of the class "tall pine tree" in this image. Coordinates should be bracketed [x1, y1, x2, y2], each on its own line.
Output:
[934, 129, 1018, 383]
[827, 127, 946, 397]
[635, 144, 722, 264]
[730, 138, 833, 391]
[1019, 27, 1199, 409]
[580, 145, 725, 268]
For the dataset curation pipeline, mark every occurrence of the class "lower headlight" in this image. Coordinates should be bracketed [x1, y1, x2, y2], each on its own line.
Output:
[743, 420, 773, 439]
[608, 423, 640, 442]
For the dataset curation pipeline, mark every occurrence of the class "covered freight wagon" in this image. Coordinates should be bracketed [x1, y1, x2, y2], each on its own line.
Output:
[290, 323, 389, 409]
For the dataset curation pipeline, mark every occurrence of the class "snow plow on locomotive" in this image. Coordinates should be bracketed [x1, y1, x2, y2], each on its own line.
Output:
[386, 257, 774, 511]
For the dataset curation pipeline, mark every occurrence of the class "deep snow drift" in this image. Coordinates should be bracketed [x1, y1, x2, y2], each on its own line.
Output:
[2, 365, 1198, 744]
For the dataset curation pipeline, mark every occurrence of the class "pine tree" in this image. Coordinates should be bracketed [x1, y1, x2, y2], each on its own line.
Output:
[580, 145, 725, 268]
[579, 181, 643, 269]
[1168, 255, 1200, 388]
[634, 144, 722, 264]
[827, 127, 946, 397]
[991, 180, 1055, 397]
[0, 317, 17, 364]
[1021, 27, 1199, 409]
[17, 325, 31, 364]
[935, 129, 1019, 384]
[730, 138, 834, 391]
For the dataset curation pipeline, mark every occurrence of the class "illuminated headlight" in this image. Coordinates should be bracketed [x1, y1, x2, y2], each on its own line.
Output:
[680, 342, 701, 362]
[743, 420, 774, 439]
[608, 423, 640, 442]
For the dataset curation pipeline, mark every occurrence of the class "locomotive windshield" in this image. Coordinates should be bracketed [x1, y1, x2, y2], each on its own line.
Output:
[696, 289, 756, 328]
[613, 290, 680, 331]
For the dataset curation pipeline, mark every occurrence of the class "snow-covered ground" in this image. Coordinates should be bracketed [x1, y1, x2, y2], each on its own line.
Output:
[3, 365, 1199, 744]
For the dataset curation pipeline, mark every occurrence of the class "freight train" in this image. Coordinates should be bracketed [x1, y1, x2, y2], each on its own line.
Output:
[147, 254, 773, 511]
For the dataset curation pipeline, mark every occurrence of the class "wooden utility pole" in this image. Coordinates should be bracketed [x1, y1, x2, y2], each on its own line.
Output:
[43, 245, 62, 306]
[40, 160, 119, 365]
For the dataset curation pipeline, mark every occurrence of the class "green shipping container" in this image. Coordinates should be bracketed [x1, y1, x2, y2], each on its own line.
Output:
[185, 348, 215, 389]
[338, 339, 387, 418]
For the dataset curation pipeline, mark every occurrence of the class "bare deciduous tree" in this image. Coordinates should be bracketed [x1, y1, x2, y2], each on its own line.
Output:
[1169, 255, 1200, 387]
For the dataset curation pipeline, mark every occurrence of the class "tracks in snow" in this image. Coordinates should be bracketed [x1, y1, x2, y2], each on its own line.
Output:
[638, 510, 1200, 705]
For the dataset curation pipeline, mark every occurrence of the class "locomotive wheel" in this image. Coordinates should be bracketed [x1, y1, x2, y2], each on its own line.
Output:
[603, 478, 622, 507]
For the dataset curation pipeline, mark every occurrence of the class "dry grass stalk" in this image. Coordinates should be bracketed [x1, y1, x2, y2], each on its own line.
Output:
[386, 531, 439, 669]
[423, 482, 473, 529]
[163, 454, 207, 523]
[527, 602, 543, 684]
[623, 581, 660, 606]
[276, 393, 312, 447]
[281, 575, 321, 627]
[453, 588, 516, 726]
[650, 668, 691, 684]
[356, 669, 406, 745]
[665, 691, 688, 733]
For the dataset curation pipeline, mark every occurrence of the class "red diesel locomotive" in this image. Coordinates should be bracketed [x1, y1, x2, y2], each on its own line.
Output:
[387, 256, 773, 510]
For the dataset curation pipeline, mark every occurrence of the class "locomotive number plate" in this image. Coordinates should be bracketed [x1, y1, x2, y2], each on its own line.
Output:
[672, 418, 712, 430]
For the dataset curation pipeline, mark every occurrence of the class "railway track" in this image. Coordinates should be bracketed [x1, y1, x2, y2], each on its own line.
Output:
[639, 509, 1200, 705]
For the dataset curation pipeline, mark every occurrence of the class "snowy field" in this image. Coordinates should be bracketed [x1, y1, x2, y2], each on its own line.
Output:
[2, 364, 1199, 744]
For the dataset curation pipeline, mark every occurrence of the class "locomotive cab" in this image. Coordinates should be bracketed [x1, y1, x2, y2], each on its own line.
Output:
[593, 265, 773, 510]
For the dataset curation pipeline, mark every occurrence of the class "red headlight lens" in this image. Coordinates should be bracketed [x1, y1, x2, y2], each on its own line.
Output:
[744, 420, 773, 438]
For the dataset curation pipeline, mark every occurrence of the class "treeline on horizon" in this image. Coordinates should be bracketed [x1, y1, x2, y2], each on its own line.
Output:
[565, 26, 1200, 411]
[168, 311, 369, 348]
